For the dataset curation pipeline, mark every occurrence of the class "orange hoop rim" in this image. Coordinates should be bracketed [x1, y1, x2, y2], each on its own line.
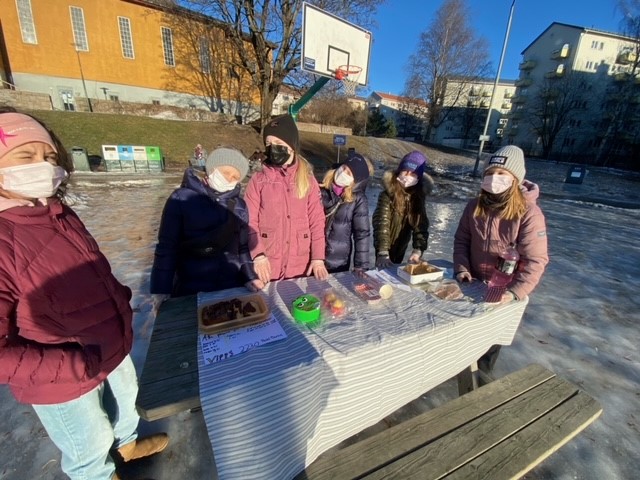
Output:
[335, 65, 362, 81]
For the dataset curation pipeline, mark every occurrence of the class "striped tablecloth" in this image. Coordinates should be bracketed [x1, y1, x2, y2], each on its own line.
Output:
[197, 272, 528, 480]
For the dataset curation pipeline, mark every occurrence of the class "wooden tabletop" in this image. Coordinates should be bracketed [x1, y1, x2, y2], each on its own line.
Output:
[136, 295, 200, 421]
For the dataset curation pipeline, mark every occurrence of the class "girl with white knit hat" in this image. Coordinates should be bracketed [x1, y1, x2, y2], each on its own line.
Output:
[452, 145, 549, 371]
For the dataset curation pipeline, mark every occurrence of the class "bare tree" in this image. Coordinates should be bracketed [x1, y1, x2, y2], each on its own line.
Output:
[180, 0, 384, 126]
[403, 0, 491, 141]
[595, 0, 640, 166]
[524, 74, 586, 159]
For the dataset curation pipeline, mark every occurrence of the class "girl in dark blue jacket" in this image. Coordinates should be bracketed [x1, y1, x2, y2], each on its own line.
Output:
[320, 153, 372, 274]
[151, 147, 261, 297]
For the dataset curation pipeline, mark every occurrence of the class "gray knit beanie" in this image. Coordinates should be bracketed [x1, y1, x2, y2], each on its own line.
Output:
[484, 145, 526, 184]
[205, 147, 249, 180]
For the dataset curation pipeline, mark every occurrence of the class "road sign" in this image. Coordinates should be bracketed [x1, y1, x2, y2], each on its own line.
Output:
[333, 134, 347, 146]
[479, 134, 491, 142]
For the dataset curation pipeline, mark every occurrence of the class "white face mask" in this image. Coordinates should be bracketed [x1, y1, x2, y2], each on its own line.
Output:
[397, 172, 418, 188]
[207, 168, 238, 193]
[481, 174, 513, 194]
[0, 162, 68, 199]
[334, 167, 354, 187]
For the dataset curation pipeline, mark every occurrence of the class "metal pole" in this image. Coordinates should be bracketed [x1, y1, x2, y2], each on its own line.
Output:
[472, 0, 515, 176]
[75, 46, 93, 113]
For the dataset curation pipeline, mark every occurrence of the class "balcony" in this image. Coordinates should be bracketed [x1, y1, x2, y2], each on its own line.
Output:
[551, 44, 570, 59]
[614, 72, 631, 81]
[616, 51, 637, 65]
[480, 99, 490, 108]
[511, 95, 527, 104]
[501, 102, 511, 109]
[514, 78, 533, 87]
[481, 90, 491, 97]
[507, 127, 518, 136]
[504, 91, 513, 98]
[545, 64, 565, 78]
[467, 100, 479, 107]
[519, 60, 536, 70]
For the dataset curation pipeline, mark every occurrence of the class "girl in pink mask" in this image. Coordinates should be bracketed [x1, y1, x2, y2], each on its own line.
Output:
[0, 108, 168, 480]
[453, 145, 549, 373]
[320, 153, 372, 274]
[372, 150, 434, 269]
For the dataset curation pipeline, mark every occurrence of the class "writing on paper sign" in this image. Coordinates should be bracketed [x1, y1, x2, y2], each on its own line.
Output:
[200, 315, 287, 365]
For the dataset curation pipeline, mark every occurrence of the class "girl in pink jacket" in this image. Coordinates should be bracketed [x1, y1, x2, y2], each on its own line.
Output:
[454, 145, 548, 303]
[244, 114, 328, 283]
[453, 145, 548, 373]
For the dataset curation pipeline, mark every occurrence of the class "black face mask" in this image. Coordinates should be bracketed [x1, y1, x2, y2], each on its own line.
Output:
[265, 145, 291, 166]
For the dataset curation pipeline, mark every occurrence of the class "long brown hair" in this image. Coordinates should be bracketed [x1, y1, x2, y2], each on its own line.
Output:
[0, 106, 73, 200]
[474, 180, 527, 220]
[388, 171, 426, 227]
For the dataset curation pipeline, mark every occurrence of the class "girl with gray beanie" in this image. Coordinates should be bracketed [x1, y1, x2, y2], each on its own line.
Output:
[453, 145, 549, 373]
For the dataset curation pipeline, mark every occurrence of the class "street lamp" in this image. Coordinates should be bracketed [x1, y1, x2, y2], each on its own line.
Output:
[472, 0, 516, 176]
[73, 43, 93, 112]
[101, 87, 109, 100]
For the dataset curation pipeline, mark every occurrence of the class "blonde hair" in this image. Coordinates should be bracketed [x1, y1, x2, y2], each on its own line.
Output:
[294, 155, 314, 199]
[474, 180, 527, 220]
[321, 169, 355, 202]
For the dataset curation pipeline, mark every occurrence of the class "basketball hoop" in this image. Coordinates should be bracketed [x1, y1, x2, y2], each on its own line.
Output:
[335, 65, 362, 96]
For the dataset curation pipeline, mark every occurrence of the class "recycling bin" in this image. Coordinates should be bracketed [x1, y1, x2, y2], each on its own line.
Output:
[565, 165, 587, 184]
[71, 146, 90, 171]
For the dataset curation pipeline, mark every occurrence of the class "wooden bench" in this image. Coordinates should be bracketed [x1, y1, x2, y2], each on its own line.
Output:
[298, 364, 602, 480]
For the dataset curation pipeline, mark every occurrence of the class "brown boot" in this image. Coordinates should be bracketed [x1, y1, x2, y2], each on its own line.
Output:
[114, 433, 169, 463]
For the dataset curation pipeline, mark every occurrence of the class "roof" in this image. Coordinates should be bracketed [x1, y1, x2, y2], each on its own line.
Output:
[521, 22, 633, 55]
[372, 92, 428, 107]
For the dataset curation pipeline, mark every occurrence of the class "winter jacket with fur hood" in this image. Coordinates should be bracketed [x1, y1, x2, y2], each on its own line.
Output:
[244, 159, 325, 280]
[150, 168, 256, 296]
[321, 179, 370, 272]
[453, 180, 549, 300]
[0, 198, 133, 405]
[372, 170, 433, 263]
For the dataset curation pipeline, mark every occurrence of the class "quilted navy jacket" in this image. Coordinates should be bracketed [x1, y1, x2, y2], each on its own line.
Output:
[150, 168, 256, 296]
[320, 180, 371, 273]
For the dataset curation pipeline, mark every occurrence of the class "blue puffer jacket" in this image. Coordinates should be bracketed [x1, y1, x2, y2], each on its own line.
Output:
[321, 181, 371, 273]
[150, 169, 256, 296]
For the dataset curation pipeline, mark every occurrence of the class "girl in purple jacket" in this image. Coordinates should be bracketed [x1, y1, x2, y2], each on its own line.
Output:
[453, 145, 549, 373]
[0, 108, 167, 480]
[245, 114, 328, 283]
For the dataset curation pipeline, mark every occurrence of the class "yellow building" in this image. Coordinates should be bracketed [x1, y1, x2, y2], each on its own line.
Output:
[0, 0, 259, 117]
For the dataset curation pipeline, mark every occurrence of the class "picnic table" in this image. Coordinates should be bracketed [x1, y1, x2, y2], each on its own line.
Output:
[137, 270, 530, 479]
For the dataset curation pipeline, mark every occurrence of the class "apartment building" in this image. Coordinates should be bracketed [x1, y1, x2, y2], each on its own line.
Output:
[510, 22, 639, 166]
[0, 0, 260, 119]
[368, 91, 428, 140]
[430, 77, 516, 150]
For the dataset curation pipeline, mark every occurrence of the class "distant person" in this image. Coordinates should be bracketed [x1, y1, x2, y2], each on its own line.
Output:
[372, 150, 434, 269]
[320, 153, 372, 274]
[244, 114, 328, 282]
[151, 147, 261, 297]
[190, 143, 207, 170]
[0, 108, 168, 480]
[453, 145, 549, 372]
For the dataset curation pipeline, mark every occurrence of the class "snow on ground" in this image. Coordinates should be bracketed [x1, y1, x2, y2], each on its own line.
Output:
[1, 157, 639, 480]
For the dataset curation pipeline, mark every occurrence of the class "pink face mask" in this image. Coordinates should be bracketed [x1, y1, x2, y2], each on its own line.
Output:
[397, 172, 418, 188]
[481, 174, 513, 194]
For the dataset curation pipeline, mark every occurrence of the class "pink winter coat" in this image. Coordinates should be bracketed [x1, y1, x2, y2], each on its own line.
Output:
[0, 198, 133, 405]
[453, 180, 549, 300]
[244, 159, 326, 280]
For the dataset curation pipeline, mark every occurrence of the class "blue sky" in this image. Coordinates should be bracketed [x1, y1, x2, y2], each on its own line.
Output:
[366, 0, 623, 95]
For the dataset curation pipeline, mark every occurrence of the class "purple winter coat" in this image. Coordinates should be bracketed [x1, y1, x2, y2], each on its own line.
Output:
[0, 199, 133, 405]
[453, 180, 549, 300]
[244, 159, 325, 280]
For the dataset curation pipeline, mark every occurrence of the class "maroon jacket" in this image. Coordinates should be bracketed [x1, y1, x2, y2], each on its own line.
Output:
[0, 199, 133, 404]
[453, 181, 549, 300]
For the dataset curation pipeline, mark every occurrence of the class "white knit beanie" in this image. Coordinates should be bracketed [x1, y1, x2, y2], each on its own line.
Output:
[205, 147, 249, 180]
[484, 145, 526, 184]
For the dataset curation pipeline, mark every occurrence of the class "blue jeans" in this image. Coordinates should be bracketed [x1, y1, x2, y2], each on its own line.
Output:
[32, 355, 140, 480]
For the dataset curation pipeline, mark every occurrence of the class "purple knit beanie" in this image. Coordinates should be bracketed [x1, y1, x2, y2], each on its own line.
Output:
[398, 151, 427, 177]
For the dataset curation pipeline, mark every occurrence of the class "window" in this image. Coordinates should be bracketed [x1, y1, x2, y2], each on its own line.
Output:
[586, 61, 593, 69]
[199, 37, 211, 74]
[16, 0, 37, 44]
[109, 94, 119, 102]
[118, 17, 134, 59]
[70, 6, 88, 51]
[161, 27, 175, 66]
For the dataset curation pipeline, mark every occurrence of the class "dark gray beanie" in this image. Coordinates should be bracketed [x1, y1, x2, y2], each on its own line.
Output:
[205, 147, 249, 179]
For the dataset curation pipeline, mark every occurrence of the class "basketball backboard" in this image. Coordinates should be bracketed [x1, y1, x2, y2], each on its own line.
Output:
[301, 3, 372, 87]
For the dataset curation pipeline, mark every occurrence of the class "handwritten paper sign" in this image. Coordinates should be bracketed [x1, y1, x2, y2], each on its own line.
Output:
[199, 315, 287, 365]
